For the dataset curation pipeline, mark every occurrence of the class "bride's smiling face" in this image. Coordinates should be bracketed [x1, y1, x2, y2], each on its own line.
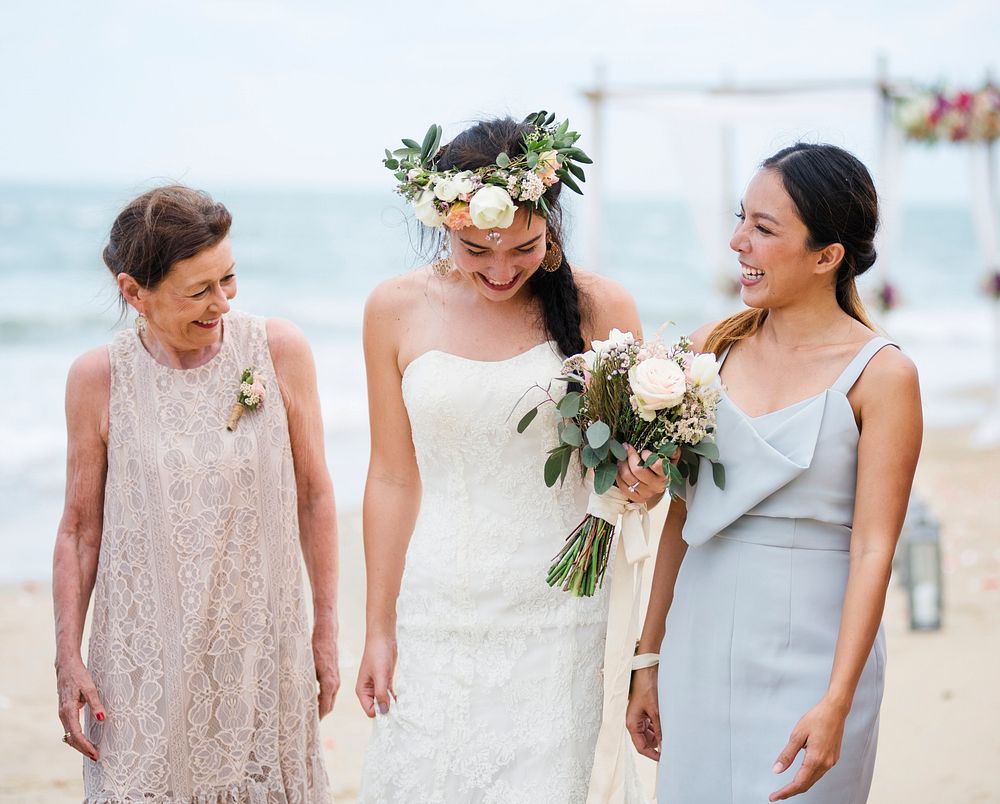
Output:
[449, 207, 548, 302]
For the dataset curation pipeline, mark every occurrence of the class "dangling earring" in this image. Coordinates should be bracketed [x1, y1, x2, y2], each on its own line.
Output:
[135, 313, 147, 333]
[540, 232, 562, 273]
[432, 246, 453, 278]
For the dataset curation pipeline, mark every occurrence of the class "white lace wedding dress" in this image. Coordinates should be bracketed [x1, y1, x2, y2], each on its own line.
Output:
[359, 341, 641, 803]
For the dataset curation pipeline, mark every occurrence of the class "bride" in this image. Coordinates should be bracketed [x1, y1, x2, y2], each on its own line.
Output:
[356, 113, 665, 802]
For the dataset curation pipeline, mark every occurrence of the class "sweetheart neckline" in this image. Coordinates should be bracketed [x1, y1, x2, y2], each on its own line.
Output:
[401, 340, 558, 380]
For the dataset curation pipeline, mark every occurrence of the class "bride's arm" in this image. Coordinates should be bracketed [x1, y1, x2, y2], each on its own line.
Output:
[355, 281, 422, 718]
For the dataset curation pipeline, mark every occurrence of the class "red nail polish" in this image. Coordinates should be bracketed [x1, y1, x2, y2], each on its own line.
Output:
[96, 712, 105, 721]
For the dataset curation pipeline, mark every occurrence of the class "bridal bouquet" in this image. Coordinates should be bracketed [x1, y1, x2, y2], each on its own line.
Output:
[518, 329, 726, 596]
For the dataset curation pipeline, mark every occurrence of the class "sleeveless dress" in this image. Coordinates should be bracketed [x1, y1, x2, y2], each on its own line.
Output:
[83, 311, 331, 803]
[359, 342, 643, 804]
[656, 337, 897, 803]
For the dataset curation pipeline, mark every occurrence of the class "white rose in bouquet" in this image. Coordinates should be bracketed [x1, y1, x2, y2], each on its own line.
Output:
[469, 186, 516, 229]
[629, 358, 686, 421]
[688, 352, 721, 387]
[412, 190, 447, 227]
[591, 328, 635, 355]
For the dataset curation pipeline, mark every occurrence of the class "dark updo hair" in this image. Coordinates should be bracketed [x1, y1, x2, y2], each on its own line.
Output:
[706, 143, 877, 356]
[435, 117, 586, 358]
[104, 185, 232, 312]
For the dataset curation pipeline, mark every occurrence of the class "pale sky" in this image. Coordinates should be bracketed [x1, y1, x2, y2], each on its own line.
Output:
[1, 0, 997, 203]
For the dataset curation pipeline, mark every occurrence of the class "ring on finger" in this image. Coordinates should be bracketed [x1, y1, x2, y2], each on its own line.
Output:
[61, 732, 71, 745]
[627, 480, 640, 493]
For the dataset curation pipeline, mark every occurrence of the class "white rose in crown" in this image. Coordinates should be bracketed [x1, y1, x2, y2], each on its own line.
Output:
[413, 190, 447, 227]
[451, 171, 476, 200]
[469, 186, 516, 229]
[629, 358, 686, 421]
[433, 177, 458, 202]
[688, 352, 721, 387]
[591, 328, 635, 355]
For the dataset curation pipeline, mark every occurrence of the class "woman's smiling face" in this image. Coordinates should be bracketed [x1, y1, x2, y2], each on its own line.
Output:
[124, 236, 237, 350]
[730, 169, 837, 310]
[449, 207, 548, 302]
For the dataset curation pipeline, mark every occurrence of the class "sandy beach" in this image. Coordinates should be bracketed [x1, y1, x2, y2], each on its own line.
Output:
[1, 426, 997, 803]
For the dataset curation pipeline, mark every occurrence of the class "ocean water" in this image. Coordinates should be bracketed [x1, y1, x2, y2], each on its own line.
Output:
[1, 182, 995, 581]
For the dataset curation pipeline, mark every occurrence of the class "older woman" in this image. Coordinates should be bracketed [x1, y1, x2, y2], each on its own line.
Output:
[52, 185, 338, 802]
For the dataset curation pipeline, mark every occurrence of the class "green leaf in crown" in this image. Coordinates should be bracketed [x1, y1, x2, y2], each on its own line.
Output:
[382, 111, 592, 232]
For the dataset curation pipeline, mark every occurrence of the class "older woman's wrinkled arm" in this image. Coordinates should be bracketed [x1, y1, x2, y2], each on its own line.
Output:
[268, 318, 340, 718]
[52, 347, 110, 760]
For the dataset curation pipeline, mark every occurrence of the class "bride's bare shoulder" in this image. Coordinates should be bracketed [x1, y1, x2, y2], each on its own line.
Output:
[571, 268, 641, 341]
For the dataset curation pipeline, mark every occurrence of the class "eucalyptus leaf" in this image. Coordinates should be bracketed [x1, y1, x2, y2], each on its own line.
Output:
[560, 423, 583, 447]
[594, 461, 618, 495]
[567, 162, 586, 182]
[594, 440, 610, 461]
[609, 439, 627, 461]
[586, 420, 611, 449]
[582, 445, 601, 468]
[544, 451, 563, 487]
[557, 391, 582, 417]
[496, 152, 511, 168]
[516, 406, 538, 433]
[527, 152, 539, 169]
[668, 462, 684, 485]
[690, 440, 720, 461]
[556, 119, 570, 138]
[712, 461, 726, 490]
[559, 448, 572, 485]
[688, 456, 700, 485]
[402, 138, 421, 149]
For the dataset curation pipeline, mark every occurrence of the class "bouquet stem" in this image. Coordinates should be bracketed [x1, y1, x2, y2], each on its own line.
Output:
[547, 515, 615, 597]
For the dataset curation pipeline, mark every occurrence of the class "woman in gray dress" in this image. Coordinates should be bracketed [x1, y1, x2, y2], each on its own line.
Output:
[626, 144, 922, 802]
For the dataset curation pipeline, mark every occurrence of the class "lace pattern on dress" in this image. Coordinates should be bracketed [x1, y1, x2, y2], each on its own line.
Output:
[359, 343, 635, 803]
[83, 311, 330, 803]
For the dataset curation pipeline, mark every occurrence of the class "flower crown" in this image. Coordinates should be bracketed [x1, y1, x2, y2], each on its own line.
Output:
[383, 111, 592, 231]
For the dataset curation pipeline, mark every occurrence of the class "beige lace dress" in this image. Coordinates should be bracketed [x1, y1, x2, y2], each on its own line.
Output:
[83, 311, 330, 803]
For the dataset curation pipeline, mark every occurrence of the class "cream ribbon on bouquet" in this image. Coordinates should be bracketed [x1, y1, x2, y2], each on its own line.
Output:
[585, 485, 653, 804]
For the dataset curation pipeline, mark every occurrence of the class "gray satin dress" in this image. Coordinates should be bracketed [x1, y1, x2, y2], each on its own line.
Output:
[657, 336, 896, 803]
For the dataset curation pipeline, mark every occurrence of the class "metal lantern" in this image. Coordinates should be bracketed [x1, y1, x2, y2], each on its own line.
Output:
[898, 498, 944, 631]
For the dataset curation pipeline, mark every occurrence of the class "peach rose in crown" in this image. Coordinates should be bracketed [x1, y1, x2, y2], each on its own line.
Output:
[538, 150, 560, 186]
[629, 358, 686, 421]
[444, 202, 473, 230]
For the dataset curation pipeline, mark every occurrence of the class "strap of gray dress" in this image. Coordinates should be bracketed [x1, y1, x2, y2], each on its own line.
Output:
[830, 336, 897, 395]
[715, 336, 896, 395]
